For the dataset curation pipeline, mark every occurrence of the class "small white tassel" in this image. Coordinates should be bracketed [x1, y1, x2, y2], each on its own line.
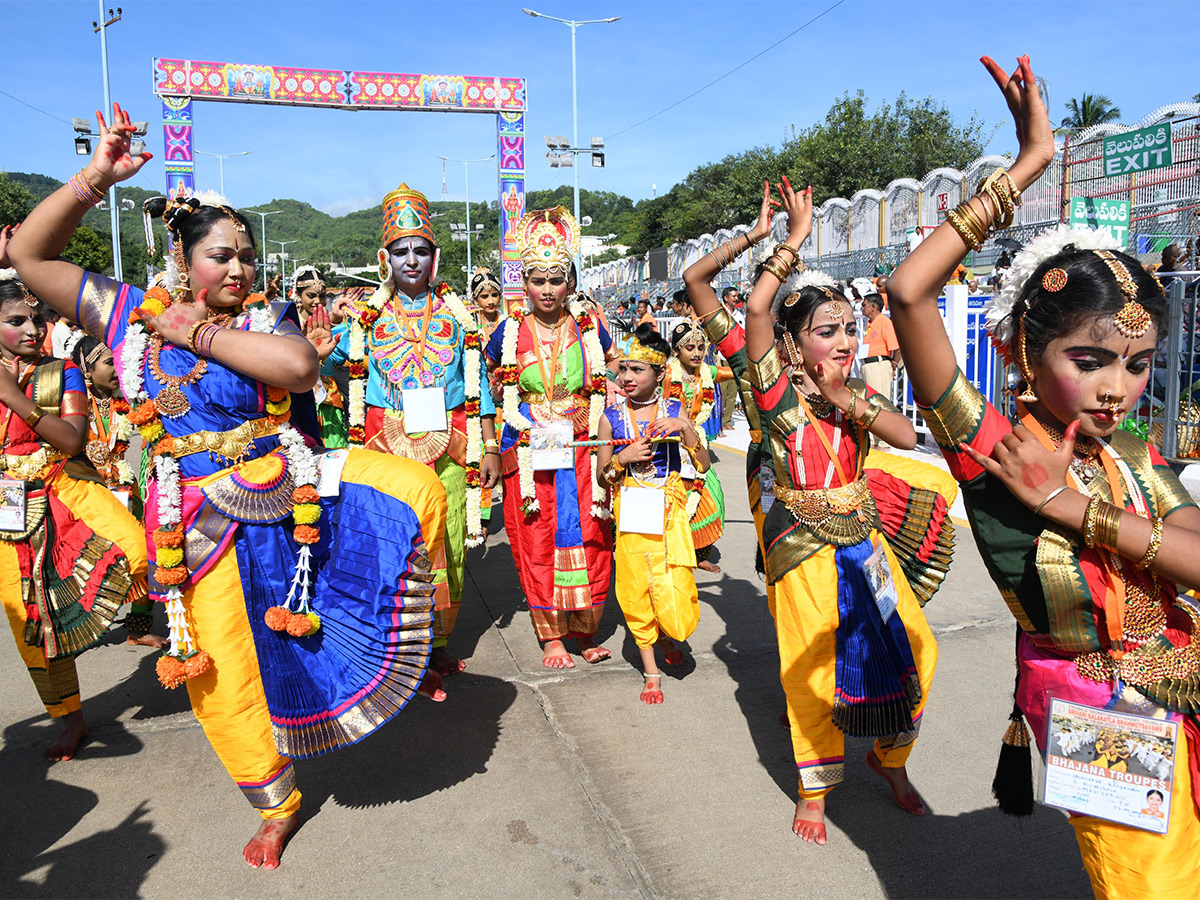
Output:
[283, 545, 314, 614]
[164, 588, 192, 656]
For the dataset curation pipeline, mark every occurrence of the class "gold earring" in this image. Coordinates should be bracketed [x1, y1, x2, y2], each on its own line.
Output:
[1016, 319, 1038, 403]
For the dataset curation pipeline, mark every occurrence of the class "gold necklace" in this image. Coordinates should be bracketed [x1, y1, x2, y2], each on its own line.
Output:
[149, 336, 208, 418]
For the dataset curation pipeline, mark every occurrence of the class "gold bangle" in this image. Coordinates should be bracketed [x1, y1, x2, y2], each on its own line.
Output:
[22, 406, 45, 428]
[1000, 171, 1022, 207]
[761, 256, 791, 283]
[958, 197, 993, 242]
[1095, 502, 1122, 553]
[1083, 493, 1102, 547]
[1136, 516, 1164, 569]
[858, 401, 881, 430]
[945, 208, 983, 252]
[187, 321, 207, 354]
[846, 392, 858, 421]
[773, 243, 799, 262]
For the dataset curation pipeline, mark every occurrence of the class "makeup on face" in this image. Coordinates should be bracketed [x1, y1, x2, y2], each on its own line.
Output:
[796, 307, 858, 379]
[617, 359, 662, 402]
[387, 237, 436, 295]
[188, 221, 258, 308]
[0, 302, 47, 360]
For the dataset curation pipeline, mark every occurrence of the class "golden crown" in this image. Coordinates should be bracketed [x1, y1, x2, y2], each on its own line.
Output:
[382, 183, 436, 248]
[624, 338, 667, 367]
[516, 206, 580, 274]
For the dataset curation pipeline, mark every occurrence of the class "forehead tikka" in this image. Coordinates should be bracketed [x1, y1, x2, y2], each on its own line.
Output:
[1094, 249, 1152, 340]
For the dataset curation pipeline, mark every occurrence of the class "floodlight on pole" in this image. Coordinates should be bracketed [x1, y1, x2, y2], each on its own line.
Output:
[523, 7, 621, 271]
[439, 154, 494, 276]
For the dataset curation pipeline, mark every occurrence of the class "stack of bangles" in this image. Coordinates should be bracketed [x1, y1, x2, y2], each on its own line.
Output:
[945, 167, 1022, 251]
[762, 242, 806, 283]
[845, 391, 881, 429]
[1081, 493, 1165, 569]
[187, 321, 224, 358]
[68, 170, 106, 208]
[708, 233, 753, 269]
[483, 440, 499, 458]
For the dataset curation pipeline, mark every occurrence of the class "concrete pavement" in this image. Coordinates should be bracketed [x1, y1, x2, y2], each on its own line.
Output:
[0, 444, 1094, 899]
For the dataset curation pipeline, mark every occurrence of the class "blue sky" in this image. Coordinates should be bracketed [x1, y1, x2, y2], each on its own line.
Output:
[1, 0, 1196, 217]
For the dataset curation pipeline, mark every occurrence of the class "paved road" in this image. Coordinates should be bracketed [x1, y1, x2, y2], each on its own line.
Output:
[0, 447, 1094, 898]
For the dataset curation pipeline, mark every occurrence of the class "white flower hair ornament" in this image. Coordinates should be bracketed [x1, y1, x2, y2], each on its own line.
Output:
[984, 224, 1122, 364]
[0, 268, 18, 283]
[773, 268, 837, 316]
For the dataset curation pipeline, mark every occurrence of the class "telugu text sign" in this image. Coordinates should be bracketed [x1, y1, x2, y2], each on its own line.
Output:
[1103, 123, 1172, 177]
[1069, 197, 1130, 245]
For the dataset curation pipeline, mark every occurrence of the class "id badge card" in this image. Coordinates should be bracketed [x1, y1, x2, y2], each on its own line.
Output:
[759, 463, 776, 514]
[317, 448, 351, 498]
[680, 457, 698, 481]
[530, 421, 573, 471]
[618, 485, 666, 535]
[401, 387, 448, 434]
[0, 477, 26, 532]
[109, 487, 132, 511]
[313, 379, 328, 407]
[861, 538, 900, 622]
[1041, 697, 1177, 834]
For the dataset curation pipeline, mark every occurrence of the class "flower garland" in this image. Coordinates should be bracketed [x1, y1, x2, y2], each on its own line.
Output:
[666, 358, 715, 448]
[345, 279, 487, 545]
[120, 286, 322, 688]
[494, 299, 608, 518]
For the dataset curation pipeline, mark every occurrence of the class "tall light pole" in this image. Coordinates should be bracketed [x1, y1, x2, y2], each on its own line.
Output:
[92, 3, 123, 281]
[246, 208, 280, 289]
[522, 8, 620, 271]
[270, 239, 297, 294]
[439, 155, 494, 275]
[195, 149, 253, 196]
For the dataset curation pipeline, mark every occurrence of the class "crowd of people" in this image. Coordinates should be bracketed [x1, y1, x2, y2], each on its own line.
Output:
[1, 53, 1199, 899]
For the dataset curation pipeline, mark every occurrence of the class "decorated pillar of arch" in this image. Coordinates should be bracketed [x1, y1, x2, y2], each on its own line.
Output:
[497, 111, 526, 315]
[161, 96, 195, 198]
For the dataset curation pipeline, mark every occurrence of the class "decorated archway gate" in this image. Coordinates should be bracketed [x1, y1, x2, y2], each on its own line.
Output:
[153, 58, 527, 305]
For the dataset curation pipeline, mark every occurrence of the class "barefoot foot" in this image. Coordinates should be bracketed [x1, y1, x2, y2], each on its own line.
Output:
[659, 637, 684, 667]
[45, 711, 88, 761]
[243, 814, 298, 869]
[576, 636, 610, 664]
[418, 669, 446, 702]
[640, 672, 664, 705]
[696, 560, 721, 573]
[431, 646, 467, 676]
[126, 633, 167, 650]
[792, 797, 827, 844]
[542, 639, 575, 669]
[866, 749, 925, 815]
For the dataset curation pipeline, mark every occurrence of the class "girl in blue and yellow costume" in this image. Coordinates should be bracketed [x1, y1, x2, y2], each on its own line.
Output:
[596, 324, 709, 703]
[10, 104, 449, 870]
[0, 262, 147, 762]
[740, 180, 954, 846]
[331, 183, 501, 677]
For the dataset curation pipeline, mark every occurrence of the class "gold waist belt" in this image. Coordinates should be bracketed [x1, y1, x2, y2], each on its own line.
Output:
[172, 417, 277, 461]
[1075, 600, 1200, 687]
[773, 477, 875, 545]
[0, 447, 66, 481]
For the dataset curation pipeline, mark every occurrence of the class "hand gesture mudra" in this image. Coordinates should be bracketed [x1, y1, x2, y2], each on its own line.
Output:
[777, 176, 814, 247]
[265, 275, 283, 302]
[980, 55, 1055, 188]
[304, 303, 336, 360]
[83, 102, 153, 188]
[747, 181, 782, 243]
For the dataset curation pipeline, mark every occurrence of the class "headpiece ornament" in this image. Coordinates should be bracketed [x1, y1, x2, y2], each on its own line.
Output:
[985, 224, 1126, 364]
[470, 266, 502, 300]
[670, 318, 708, 350]
[0, 267, 38, 308]
[381, 183, 436, 248]
[516, 206, 580, 274]
[292, 265, 325, 296]
[624, 336, 668, 367]
[774, 267, 838, 316]
[143, 183, 248, 293]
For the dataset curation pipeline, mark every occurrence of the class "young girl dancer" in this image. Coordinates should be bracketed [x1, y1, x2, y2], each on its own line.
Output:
[665, 317, 731, 572]
[68, 335, 163, 649]
[0, 272, 147, 759]
[742, 181, 950, 845]
[596, 324, 709, 703]
[887, 54, 1200, 897]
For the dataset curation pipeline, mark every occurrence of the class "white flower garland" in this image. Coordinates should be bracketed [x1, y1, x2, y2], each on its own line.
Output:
[667, 357, 714, 449]
[154, 454, 181, 526]
[119, 323, 150, 402]
[984, 223, 1121, 363]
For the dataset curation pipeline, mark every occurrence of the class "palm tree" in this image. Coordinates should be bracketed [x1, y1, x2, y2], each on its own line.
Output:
[1061, 94, 1122, 131]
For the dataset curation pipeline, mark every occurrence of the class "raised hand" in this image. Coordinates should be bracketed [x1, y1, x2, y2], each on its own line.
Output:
[329, 294, 354, 325]
[747, 180, 782, 243]
[304, 302, 336, 360]
[265, 274, 283, 302]
[83, 102, 153, 190]
[147, 289, 209, 348]
[777, 176, 814, 247]
[958, 420, 1078, 511]
[0, 224, 18, 267]
[980, 55, 1054, 189]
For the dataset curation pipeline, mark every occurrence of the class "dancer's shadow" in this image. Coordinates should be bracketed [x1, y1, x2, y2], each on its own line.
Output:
[297, 670, 518, 814]
[456, 502, 535, 660]
[0, 651, 169, 898]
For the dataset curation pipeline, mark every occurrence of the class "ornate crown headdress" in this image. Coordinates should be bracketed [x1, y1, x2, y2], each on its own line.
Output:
[381, 183, 436, 248]
[516, 206, 580, 274]
[773, 267, 838, 316]
[670, 319, 708, 350]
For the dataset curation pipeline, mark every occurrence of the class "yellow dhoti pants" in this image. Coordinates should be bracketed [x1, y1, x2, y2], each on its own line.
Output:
[1073, 728, 1200, 899]
[0, 473, 147, 718]
[774, 535, 938, 798]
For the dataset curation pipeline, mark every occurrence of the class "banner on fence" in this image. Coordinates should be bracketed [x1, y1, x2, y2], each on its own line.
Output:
[1069, 197, 1131, 244]
[1103, 123, 1173, 176]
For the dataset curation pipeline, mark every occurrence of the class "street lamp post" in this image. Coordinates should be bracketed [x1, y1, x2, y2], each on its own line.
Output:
[245, 209, 280, 290]
[439, 155, 494, 275]
[270, 239, 297, 295]
[92, 3, 123, 281]
[523, 8, 620, 271]
[195, 150, 253, 196]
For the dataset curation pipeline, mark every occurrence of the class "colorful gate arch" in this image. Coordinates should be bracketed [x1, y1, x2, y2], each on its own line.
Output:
[153, 58, 527, 306]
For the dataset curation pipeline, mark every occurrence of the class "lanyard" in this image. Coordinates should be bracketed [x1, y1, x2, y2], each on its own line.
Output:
[529, 313, 569, 417]
[0, 360, 36, 452]
[795, 391, 853, 488]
